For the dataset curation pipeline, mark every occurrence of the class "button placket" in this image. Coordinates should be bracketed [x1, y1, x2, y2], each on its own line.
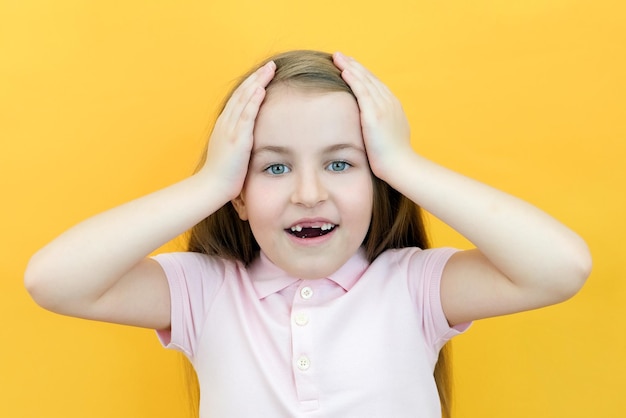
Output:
[291, 282, 318, 406]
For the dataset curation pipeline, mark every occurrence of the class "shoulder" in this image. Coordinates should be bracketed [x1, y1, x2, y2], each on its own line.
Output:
[370, 247, 460, 304]
[367, 247, 469, 349]
[372, 247, 459, 274]
[152, 252, 244, 285]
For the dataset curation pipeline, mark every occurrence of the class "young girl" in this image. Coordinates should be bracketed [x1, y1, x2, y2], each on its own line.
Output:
[25, 50, 591, 417]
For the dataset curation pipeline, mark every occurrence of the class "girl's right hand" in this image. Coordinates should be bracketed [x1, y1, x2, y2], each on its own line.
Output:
[24, 61, 277, 331]
[201, 61, 276, 200]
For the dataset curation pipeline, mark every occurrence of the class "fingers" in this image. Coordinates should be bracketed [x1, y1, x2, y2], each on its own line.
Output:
[332, 52, 399, 129]
[333, 52, 391, 108]
[331, 52, 412, 181]
[219, 61, 276, 133]
[203, 61, 276, 195]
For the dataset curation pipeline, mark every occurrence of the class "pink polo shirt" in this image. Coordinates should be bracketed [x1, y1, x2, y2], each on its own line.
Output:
[154, 246, 470, 417]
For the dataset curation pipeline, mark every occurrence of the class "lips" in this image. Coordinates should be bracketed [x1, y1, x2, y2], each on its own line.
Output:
[286, 222, 337, 239]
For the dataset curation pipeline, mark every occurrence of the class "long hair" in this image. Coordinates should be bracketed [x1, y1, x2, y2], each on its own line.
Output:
[183, 50, 453, 418]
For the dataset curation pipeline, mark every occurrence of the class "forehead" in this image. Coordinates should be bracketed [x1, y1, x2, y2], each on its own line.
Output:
[253, 85, 363, 150]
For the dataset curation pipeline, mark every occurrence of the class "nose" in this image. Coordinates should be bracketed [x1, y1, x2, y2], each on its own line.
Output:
[290, 169, 328, 207]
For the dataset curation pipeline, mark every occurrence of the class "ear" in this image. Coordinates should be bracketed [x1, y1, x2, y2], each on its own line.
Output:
[231, 194, 248, 221]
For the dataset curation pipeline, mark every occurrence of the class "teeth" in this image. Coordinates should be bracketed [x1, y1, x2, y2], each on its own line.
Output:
[321, 223, 334, 231]
[290, 223, 335, 232]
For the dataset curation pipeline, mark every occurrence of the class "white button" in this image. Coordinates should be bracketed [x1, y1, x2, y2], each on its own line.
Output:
[294, 313, 309, 326]
[300, 286, 313, 300]
[296, 356, 311, 371]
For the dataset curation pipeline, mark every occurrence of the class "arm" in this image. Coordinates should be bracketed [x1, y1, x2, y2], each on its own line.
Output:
[24, 61, 276, 330]
[333, 52, 592, 326]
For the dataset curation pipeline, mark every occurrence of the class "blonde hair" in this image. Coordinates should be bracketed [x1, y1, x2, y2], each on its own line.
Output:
[184, 50, 453, 418]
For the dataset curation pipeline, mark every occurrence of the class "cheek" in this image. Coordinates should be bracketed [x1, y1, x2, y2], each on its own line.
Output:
[361, 180, 375, 227]
[343, 179, 374, 224]
[242, 184, 281, 224]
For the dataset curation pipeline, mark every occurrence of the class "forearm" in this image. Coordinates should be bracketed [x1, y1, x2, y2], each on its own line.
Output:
[25, 171, 228, 307]
[332, 52, 590, 318]
[386, 152, 591, 293]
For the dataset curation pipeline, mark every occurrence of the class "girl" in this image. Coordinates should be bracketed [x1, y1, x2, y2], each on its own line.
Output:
[25, 50, 591, 417]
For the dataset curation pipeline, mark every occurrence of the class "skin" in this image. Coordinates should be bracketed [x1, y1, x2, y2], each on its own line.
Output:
[24, 53, 592, 332]
[232, 85, 373, 280]
[332, 52, 591, 325]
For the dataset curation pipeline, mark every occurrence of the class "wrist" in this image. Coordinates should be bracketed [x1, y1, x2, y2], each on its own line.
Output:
[191, 168, 242, 206]
[369, 147, 419, 185]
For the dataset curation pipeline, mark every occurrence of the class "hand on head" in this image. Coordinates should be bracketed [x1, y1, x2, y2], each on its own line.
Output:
[201, 60, 276, 201]
[332, 52, 414, 182]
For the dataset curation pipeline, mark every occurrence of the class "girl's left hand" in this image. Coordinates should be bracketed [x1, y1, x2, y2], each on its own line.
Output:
[333, 52, 414, 181]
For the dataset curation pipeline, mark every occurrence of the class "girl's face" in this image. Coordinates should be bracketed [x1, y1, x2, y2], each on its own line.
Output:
[233, 85, 374, 279]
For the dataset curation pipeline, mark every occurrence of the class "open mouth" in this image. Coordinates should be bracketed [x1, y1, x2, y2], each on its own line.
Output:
[287, 223, 336, 239]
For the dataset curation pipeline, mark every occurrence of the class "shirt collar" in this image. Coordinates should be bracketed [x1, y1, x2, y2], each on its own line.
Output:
[249, 248, 370, 299]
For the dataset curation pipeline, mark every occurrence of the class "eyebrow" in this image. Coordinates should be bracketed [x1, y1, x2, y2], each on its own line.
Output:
[252, 143, 366, 156]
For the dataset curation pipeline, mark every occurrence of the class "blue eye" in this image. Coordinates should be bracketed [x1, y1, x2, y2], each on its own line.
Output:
[265, 164, 290, 175]
[327, 161, 350, 172]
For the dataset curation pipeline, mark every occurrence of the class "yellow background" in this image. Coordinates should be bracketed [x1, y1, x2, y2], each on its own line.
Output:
[1, 1, 624, 417]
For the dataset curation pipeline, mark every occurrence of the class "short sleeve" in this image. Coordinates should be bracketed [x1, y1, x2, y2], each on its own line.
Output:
[404, 247, 472, 355]
[151, 252, 228, 358]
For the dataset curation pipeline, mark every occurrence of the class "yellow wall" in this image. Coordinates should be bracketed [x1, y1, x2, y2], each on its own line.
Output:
[2, 1, 624, 416]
